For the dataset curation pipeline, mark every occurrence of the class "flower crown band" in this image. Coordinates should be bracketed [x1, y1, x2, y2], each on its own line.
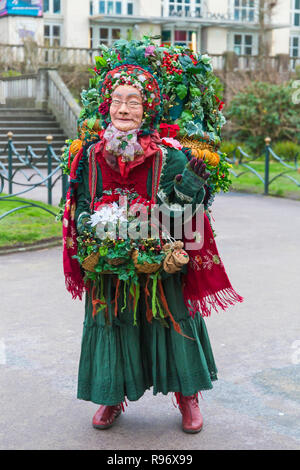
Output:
[98, 64, 162, 132]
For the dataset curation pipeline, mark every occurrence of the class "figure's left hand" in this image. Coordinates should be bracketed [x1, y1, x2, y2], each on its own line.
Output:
[189, 157, 210, 181]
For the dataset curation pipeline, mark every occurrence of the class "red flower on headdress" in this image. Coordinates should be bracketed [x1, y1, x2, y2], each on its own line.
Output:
[214, 95, 225, 111]
[100, 64, 161, 127]
[159, 123, 180, 138]
[98, 101, 110, 115]
[189, 54, 198, 65]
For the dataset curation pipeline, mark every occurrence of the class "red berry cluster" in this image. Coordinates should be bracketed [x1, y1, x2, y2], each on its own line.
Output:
[162, 52, 183, 75]
[140, 244, 162, 252]
[189, 54, 197, 65]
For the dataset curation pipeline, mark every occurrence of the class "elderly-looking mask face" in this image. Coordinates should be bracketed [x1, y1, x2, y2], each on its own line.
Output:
[110, 85, 144, 132]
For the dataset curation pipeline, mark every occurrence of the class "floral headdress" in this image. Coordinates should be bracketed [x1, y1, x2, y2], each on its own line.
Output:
[61, 38, 231, 202]
[98, 64, 162, 133]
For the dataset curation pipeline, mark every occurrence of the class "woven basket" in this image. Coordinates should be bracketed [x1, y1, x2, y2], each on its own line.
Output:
[82, 251, 100, 272]
[107, 257, 127, 266]
[132, 249, 162, 274]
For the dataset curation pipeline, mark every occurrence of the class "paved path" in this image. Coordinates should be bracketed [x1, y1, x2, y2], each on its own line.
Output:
[0, 192, 300, 450]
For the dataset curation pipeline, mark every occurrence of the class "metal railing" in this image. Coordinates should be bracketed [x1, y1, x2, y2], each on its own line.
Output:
[0, 133, 68, 221]
[226, 137, 300, 196]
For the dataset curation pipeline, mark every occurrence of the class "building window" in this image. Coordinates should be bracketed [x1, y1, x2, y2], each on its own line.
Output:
[234, 33, 253, 55]
[290, 35, 300, 56]
[99, 27, 121, 45]
[162, 29, 197, 49]
[233, 0, 256, 22]
[44, 0, 49, 13]
[166, 0, 201, 17]
[44, 24, 61, 47]
[292, 0, 300, 26]
[90, 27, 94, 48]
[174, 30, 195, 47]
[43, 0, 61, 14]
[97, 0, 133, 15]
[44, 23, 61, 63]
[162, 30, 172, 45]
[53, 0, 60, 13]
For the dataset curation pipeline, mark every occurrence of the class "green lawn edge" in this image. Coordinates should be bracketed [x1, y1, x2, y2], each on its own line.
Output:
[0, 194, 62, 248]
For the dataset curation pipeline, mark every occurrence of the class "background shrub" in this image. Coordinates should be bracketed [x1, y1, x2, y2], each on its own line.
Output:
[271, 141, 300, 162]
[225, 81, 300, 152]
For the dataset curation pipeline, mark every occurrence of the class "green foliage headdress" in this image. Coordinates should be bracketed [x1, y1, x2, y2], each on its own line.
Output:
[79, 36, 226, 144]
[61, 37, 232, 199]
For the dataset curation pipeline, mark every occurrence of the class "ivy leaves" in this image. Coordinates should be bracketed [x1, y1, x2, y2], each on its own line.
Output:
[176, 84, 188, 100]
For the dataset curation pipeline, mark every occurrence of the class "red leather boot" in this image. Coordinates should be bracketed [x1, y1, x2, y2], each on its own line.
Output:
[92, 404, 122, 430]
[175, 392, 203, 433]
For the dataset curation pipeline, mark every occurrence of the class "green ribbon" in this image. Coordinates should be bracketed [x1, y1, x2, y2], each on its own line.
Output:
[133, 282, 140, 327]
[121, 280, 127, 312]
[151, 273, 158, 318]
[156, 296, 165, 319]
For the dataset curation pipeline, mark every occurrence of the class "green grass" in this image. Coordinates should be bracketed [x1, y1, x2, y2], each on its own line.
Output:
[0, 195, 62, 248]
[229, 161, 300, 200]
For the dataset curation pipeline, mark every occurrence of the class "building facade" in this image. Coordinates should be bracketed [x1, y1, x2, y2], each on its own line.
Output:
[0, 0, 299, 64]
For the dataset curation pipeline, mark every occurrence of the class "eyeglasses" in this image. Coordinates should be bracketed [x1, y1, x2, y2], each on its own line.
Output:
[110, 99, 143, 109]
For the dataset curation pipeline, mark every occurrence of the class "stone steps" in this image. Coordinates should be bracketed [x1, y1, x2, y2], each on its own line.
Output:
[0, 108, 68, 167]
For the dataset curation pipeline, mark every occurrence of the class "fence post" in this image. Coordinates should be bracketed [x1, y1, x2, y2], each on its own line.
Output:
[46, 135, 53, 205]
[7, 132, 13, 195]
[264, 137, 271, 195]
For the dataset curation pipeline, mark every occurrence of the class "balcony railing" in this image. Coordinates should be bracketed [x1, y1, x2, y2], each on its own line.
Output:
[0, 43, 298, 72]
[210, 54, 293, 72]
[0, 43, 100, 71]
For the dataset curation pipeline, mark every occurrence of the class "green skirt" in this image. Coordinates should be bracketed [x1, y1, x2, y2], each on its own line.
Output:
[77, 271, 218, 405]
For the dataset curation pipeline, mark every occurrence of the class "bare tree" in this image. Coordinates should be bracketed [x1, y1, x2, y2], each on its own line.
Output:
[258, 0, 278, 64]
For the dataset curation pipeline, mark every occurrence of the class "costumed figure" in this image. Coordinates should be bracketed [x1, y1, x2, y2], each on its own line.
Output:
[61, 38, 243, 433]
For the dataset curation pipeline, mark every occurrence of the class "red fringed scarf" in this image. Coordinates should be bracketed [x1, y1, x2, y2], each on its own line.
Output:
[62, 146, 88, 300]
[62, 186, 86, 300]
[182, 213, 243, 318]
